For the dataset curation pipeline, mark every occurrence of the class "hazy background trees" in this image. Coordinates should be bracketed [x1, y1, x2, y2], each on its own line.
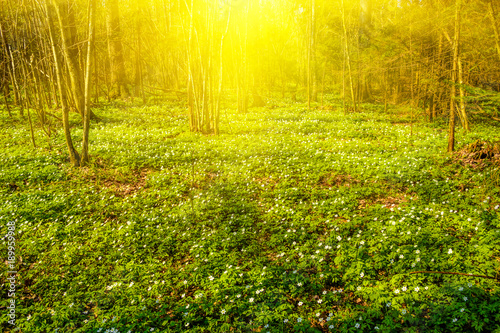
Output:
[1, 0, 499, 163]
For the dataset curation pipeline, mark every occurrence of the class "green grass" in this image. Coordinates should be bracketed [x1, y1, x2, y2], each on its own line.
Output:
[1, 100, 499, 332]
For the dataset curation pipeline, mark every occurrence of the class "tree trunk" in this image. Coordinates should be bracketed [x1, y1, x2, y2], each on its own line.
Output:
[45, 0, 80, 166]
[429, 94, 434, 122]
[2, 84, 12, 117]
[0, 21, 22, 115]
[52, 0, 85, 118]
[488, 0, 500, 61]
[81, 0, 96, 166]
[448, 0, 461, 153]
[341, 0, 357, 112]
[342, 41, 346, 114]
[458, 56, 469, 132]
[237, 0, 249, 114]
[186, 0, 196, 132]
[311, 0, 317, 102]
[106, 0, 128, 98]
[134, 5, 145, 102]
[359, 0, 371, 103]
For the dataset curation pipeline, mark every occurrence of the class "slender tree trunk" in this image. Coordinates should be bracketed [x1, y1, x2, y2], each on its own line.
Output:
[27, 106, 37, 149]
[342, 40, 346, 115]
[458, 56, 469, 132]
[106, 0, 128, 98]
[429, 94, 434, 122]
[307, 15, 311, 110]
[2, 84, 12, 117]
[448, 0, 461, 153]
[320, 64, 325, 107]
[134, 5, 145, 102]
[94, 31, 99, 104]
[45, 0, 80, 166]
[52, 0, 85, 118]
[0, 22, 22, 115]
[427, 58, 435, 122]
[81, 0, 95, 166]
[341, 0, 356, 112]
[384, 70, 388, 113]
[488, 0, 500, 61]
[19, 56, 38, 148]
[215, 3, 232, 135]
[410, 17, 414, 138]
[311, 0, 317, 102]
[186, 0, 196, 132]
[237, 0, 249, 114]
[359, 0, 372, 102]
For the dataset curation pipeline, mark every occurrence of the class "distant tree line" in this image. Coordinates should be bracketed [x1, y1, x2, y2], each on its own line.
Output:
[1, 0, 499, 165]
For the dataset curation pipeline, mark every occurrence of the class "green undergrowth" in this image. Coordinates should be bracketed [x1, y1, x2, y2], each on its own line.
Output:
[1, 102, 499, 333]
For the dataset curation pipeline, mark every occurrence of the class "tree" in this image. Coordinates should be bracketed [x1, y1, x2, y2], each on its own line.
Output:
[82, 0, 96, 165]
[52, 0, 86, 118]
[45, 0, 81, 166]
[341, 0, 357, 112]
[448, 0, 462, 153]
[45, 0, 95, 166]
[185, 0, 230, 133]
[488, 0, 500, 61]
[106, 0, 128, 98]
[1, 0, 499, 151]
[307, 0, 317, 108]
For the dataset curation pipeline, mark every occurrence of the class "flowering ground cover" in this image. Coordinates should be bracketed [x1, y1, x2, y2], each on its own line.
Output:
[1, 101, 499, 332]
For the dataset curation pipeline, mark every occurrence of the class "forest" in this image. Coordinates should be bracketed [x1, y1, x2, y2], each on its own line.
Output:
[1, 0, 500, 332]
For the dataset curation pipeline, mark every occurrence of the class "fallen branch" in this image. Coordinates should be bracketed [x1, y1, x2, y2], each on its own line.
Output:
[410, 270, 499, 281]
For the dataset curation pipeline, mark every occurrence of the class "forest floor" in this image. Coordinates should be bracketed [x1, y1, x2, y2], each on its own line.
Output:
[1, 99, 500, 332]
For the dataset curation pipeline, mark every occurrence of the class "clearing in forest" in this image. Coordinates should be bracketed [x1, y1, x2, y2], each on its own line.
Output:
[1, 103, 499, 332]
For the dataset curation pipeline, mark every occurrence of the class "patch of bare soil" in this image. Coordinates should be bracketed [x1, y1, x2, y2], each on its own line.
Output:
[319, 173, 416, 209]
[319, 173, 360, 188]
[107, 169, 150, 196]
[77, 167, 151, 196]
[375, 193, 412, 209]
[358, 193, 416, 210]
